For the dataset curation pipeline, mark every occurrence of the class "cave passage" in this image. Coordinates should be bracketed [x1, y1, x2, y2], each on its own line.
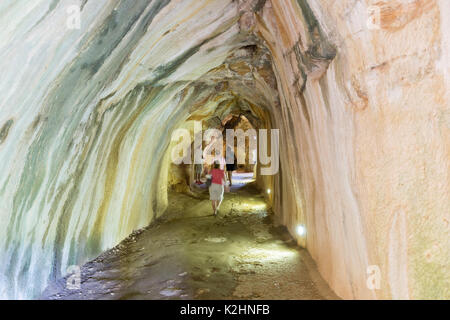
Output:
[1, 0, 448, 301]
[41, 112, 338, 300]
[42, 173, 338, 300]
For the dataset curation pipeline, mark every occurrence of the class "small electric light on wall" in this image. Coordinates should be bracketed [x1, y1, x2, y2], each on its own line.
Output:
[296, 225, 306, 237]
[267, 189, 271, 194]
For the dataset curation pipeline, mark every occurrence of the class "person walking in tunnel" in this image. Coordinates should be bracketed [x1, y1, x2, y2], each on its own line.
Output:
[226, 146, 237, 186]
[209, 160, 226, 216]
[194, 160, 203, 184]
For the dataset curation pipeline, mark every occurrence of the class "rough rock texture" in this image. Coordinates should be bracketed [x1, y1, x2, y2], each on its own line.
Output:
[257, 0, 450, 299]
[0, 0, 448, 299]
[0, 0, 275, 299]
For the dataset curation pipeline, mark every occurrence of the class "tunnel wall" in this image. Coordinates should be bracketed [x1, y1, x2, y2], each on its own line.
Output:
[258, 0, 449, 299]
[0, 0, 251, 299]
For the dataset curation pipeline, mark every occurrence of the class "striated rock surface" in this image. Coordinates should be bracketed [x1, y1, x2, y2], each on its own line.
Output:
[0, 0, 448, 299]
[257, 0, 450, 299]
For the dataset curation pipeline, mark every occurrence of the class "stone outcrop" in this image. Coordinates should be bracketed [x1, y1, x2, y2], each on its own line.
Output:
[0, 0, 448, 299]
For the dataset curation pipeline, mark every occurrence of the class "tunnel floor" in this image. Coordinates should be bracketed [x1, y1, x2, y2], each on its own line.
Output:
[42, 174, 339, 300]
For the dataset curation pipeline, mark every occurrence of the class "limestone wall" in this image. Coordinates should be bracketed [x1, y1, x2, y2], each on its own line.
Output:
[259, 0, 449, 299]
[0, 0, 250, 299]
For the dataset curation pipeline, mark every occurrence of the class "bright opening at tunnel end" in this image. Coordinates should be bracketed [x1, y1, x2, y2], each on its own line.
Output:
[171, 120, 280, 176]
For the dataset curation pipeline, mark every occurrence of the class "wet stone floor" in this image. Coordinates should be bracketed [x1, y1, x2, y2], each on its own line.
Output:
[42, 174, 339, 300]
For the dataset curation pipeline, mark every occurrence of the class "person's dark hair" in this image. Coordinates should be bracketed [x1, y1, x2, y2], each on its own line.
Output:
[214, 161, 220, 169]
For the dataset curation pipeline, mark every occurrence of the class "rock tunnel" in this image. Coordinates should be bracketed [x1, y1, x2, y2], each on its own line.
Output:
[0, 0, 449, 300]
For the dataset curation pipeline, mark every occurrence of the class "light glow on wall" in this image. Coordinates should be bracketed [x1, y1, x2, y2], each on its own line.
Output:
[296, 225, 306, 237]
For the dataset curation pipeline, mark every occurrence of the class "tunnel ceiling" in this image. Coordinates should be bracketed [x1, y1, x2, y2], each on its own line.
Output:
[183, 43, 277, 129]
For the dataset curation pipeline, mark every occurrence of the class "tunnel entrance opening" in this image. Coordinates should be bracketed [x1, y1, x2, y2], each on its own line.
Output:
[195, 113, 259, 191]
[165, 89, 272, 197]
[166, 107, 277, 209]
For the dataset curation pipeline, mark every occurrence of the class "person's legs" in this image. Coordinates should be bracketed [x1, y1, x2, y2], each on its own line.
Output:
[214, 201, 220, 215]
[227, 171, 232, 185]
[215, 201, 221, 216]
[210, 185, 215, 214]
[210, 184, 222, 215]
[195, 164, 203, 183]
[217, 186, 224, 211]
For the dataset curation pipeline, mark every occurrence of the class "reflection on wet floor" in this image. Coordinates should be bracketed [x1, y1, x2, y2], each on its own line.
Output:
[229, 172, 256, 186]
[42, 173, 339, 300]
